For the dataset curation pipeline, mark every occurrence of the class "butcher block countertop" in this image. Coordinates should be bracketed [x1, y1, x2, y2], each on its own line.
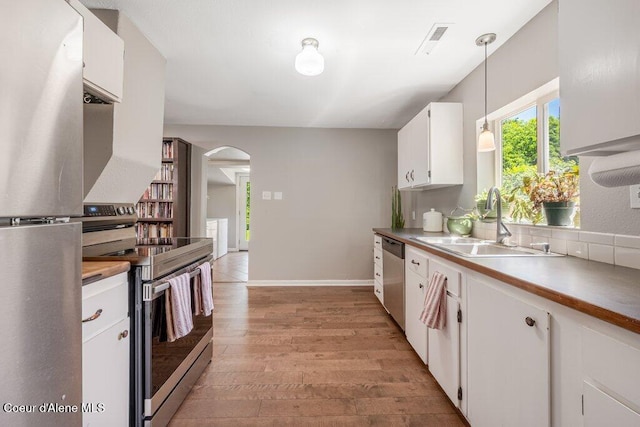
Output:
[82, 261, 130, 285]
[374, 228, 640, 335]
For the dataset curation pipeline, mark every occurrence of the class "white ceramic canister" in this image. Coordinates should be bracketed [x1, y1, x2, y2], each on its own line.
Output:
[423, 208, 443, 232]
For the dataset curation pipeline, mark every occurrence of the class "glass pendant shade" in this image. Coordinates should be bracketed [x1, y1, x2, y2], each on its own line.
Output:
[476, 33, 497, 152]
[478, 125, 496, 152]
[295, 38, 324, 76]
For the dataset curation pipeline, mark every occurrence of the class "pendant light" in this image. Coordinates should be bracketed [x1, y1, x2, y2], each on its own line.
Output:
[476, 33, 496, 152]
[295, 38, 324, 76]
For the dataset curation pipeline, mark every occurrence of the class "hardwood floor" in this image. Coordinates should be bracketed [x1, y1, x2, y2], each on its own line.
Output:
[169, 284, 465, 426]
[212, 252, 248, 283]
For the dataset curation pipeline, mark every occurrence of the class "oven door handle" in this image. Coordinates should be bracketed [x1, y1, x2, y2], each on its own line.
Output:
[143, 255, 213, 301]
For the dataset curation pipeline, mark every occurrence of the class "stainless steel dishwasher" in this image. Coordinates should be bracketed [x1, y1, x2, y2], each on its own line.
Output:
[382, 236, 405, 331]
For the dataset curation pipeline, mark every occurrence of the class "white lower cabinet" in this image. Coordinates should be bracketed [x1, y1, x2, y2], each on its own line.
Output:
[581, 327, 640, 425]
[467, 275, 550, 427]
[404, 246, 428, 363]
[82, 272, 129, 427]
[427, 257, 462, 408]
[83, 317, 130, 426]
[583, 381, 640, 426]
[373, 235, 384, 305]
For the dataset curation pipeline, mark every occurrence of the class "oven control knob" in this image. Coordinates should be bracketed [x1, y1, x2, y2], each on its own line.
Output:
[117, 206, 126, 215]
[127, 206, 135, 215]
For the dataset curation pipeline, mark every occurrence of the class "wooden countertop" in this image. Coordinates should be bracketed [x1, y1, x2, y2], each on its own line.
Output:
[374, 228, 640, 335]
[82, 261, 130, 285]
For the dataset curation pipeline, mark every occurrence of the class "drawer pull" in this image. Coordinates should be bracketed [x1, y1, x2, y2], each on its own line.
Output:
[525, 317, 536, 327]
[118, 330, 129, 340]
[411, 260, 420, 265]
[82, 309, 103, 323]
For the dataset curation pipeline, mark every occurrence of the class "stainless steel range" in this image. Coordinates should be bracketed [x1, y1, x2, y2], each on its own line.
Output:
[79, 203, 214, 426]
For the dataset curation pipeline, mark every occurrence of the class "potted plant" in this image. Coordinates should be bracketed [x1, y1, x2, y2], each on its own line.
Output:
[391, 185, 405, 229]
[521, 169, 579, 226]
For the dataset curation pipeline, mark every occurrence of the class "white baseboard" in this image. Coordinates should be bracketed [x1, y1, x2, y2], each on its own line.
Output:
[227, 247, 240, 252]
[247, 280, 374, 287]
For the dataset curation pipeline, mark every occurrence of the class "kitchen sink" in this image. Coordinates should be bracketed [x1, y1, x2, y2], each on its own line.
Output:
[412, 236, 487, 245]
[411, 236, 563, 258]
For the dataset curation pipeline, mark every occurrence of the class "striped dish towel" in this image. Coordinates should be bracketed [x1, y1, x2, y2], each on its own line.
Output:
[198, 262, 214, 316]
[419, 271, 447, 329]
[168, 273, 194, 340]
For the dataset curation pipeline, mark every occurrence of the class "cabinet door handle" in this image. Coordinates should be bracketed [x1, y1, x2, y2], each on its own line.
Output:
[411, 260, 420, 265]
[405, 172, 410, 182]
[410, 170, 414, 180]
[375, 256, 380, 260]
[525, 317, 536, 327]
[82, 309, 103, 323]
[118, 330, 129, 340]
[375, 272, 381, 277]
[419, 283, 424, 289]
[375, 289, 381, 294]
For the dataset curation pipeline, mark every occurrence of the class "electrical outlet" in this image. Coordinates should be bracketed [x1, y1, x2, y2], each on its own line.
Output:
[412, 211, 416, 220]
[262, 191, 272, 200]
[631, 185, 640, 209]
[274, 192, 283, 200]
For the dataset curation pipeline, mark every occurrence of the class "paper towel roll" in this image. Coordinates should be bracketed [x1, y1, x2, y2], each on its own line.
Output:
[588, 150, 640, 187]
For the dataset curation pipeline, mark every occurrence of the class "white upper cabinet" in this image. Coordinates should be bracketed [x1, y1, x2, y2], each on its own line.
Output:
[68, 0, 124, 102]
[397, 102, 463, 190]
[559, 0, 640, 155]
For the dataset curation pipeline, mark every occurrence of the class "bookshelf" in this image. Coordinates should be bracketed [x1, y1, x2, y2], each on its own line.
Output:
[136, 138, 191, 243]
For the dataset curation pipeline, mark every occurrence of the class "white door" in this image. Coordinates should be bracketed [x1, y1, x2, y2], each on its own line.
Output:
[467, 276, 550, 427]
[237, 174, 250, 251]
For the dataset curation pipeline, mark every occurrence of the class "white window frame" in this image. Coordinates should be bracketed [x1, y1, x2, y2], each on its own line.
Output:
[493, 90, 559, 187]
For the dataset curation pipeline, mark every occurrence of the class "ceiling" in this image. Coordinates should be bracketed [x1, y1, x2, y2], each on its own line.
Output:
[80, 0, 551, 129]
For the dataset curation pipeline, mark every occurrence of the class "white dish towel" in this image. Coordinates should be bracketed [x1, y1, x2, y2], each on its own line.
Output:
[169, 273, 194, 339]
[198, 261, 214, 316]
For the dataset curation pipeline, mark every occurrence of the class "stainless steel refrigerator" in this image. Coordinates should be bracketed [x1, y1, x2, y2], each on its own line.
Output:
[0, 1, 84, 426]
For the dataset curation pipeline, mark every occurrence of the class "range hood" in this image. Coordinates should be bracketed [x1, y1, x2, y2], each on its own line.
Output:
[83, 9, 166, 205]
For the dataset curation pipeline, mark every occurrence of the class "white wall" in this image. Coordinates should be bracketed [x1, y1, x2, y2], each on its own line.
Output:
[207, 183, 237, 249]
[408, 1, 639, 235]
[164, 125, 397, 281]
[408, 2, 558, 225]
[190, 145, 208, 237]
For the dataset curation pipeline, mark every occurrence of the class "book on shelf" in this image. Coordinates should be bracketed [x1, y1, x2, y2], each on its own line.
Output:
[136, 201, 173, 218]
[136, 222, 174, 241]
[140, 183, 173, 200]
[162, 140, 174, 159]
[153, 163, 174, 181]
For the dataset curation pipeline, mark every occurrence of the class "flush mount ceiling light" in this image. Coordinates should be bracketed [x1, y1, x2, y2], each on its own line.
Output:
[476, 33, 497, 152]
[295, 38, 324, 76]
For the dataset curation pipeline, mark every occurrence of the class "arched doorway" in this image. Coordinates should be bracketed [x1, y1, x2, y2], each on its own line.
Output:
[204, 146, 250, 282]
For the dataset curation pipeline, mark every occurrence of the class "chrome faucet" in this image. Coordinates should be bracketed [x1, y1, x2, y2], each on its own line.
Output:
[485, 186, 512, 244]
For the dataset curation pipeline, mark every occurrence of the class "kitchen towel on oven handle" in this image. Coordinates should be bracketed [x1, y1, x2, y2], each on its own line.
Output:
[197, 261, 214, 316]
[167, 273, 193, 341]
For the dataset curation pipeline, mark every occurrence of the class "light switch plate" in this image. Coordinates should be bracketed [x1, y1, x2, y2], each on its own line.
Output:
[262, 191, 272, 200]
[274, 192, 283, 200]
[631, 185, 640, 209]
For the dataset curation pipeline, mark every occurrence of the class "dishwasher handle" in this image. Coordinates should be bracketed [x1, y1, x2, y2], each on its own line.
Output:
[382, 237, 404, 259]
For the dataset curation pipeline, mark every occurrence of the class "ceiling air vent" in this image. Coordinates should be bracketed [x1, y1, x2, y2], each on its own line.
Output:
[415, 23, 452, 55]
